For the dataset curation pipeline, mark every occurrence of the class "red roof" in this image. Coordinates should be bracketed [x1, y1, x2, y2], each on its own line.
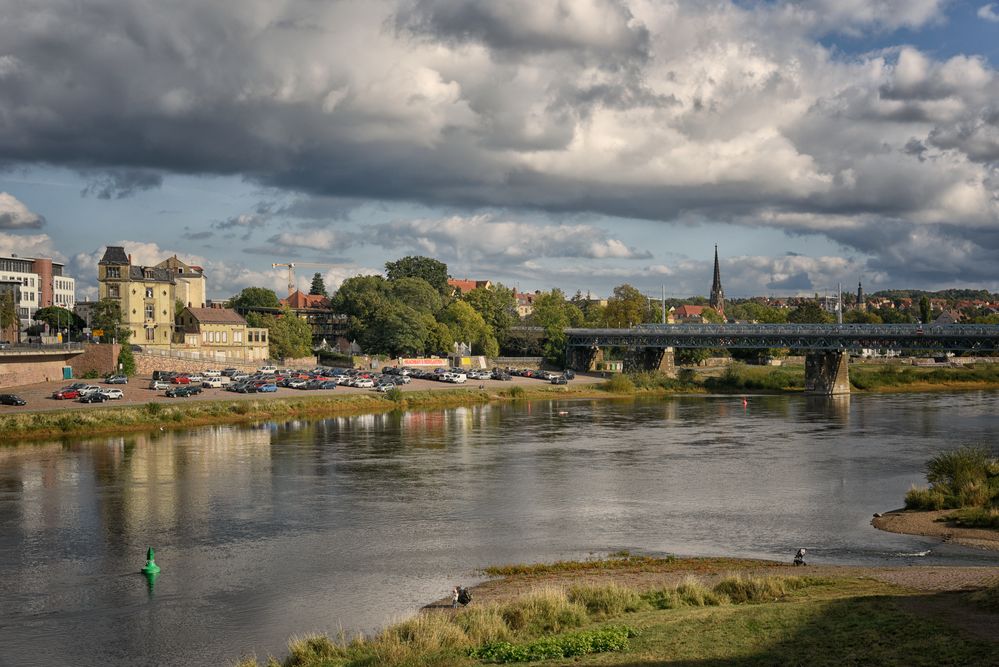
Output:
[673, 305, 706, 318]
[281, 290, 331, 309]
[448, 278, 491, 294]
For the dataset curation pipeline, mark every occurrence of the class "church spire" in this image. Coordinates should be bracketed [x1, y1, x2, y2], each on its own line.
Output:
[709, 245, 725, 315]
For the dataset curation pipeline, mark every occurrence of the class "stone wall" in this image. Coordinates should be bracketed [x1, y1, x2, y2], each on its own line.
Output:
[132, 352, 319, 377]
[0, 349, 84, 388]
[68, 343, 121, 377]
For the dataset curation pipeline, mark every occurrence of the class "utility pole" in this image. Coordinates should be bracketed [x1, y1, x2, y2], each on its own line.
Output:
[837, 282, 843, 324]
[662, 284, 666, 324]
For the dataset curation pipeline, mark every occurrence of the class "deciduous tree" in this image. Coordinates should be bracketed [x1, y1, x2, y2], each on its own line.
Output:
[385, 256, 450, 295]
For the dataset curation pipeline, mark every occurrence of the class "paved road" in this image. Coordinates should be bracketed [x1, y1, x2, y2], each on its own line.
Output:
[0, 372, 601, 415]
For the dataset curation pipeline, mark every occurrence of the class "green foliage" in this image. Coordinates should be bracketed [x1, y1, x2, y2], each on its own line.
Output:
[675, 347, 713, 365]
[567, 584, 645, 618]
[728, 301, 787, 323]
[468, 626, 634, 663]
[92, 298, 130, 343]
[904, 446, 999, 510]
[83, 369, 100, 379]
[463, 284, 517, 349]
[713, 575, 810, 604]
[704, 363, 804, 391]
[602, 284, 654, 328]
[174, 299, 186, 317]
[0, 290, 17, 332]
[919, 295, 931, 324]
[384, 255, 450, 295]
[385, 387, 404, 403]
[843, 309, 883, 324]
[967, 583, 999, 612]
[308, 272, 327, 297]
[948, 507, 999, 529]
[33, 305, 84, 334]
[787, 300, 834, 323]
[144, 402, 163, 415]
[230, 287, 280, 310]
[507, 385, 525, 398]
[251, 307, 313, 359]
[603, 374, 636, 393]
[441, 300, 499, 356]
[117, 345, 137, 376]
[529, 289, 583, 365]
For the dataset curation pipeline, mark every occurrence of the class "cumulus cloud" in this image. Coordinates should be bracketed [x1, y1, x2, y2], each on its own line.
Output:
[978, 4, 999, 22]
[369, 214, 651, 262]
[0, 192, 46, 229]
[0, 1, 997, 289]
[0, 230, 62, 259]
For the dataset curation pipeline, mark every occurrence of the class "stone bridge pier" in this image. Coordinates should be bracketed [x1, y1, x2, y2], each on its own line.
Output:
[566, 346, 603, 371]
[804, 351, 850, 395]
[622, 347, 676, 377]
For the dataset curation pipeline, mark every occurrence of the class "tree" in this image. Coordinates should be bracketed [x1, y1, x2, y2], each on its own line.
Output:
[0, 291, 17, 337]
[529, 289, 584, 365]
[787, 300, 834, 324]
[728, 302, 787, 323]
[441, 300, 499, 357]
[463, 284, 516, 347]
[919, 295, 931, 324]
[118, 345, 137, 376]
[391, 277, 443, 314]
[229, 287, 280, 311]
[844, 310, 883, 324]
[33, 306, 84, 334]
[309, 272, 328, 297]
[92, 298, 130, 343]
[603, 284, 652, 328]
[385, 256, 450, 295]
[250, 307, 313, 359]
[175, 299, 186, 317]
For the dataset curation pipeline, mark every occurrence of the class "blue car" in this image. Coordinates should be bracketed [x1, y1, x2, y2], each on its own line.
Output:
[257, 383, 278, 393]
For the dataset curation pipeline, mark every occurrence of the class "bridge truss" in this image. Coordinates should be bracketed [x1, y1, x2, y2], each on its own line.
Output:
[565, 323, 999, 353]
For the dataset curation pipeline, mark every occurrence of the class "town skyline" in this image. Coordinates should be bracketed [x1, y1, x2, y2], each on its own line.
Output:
[2, 1, 999, 300]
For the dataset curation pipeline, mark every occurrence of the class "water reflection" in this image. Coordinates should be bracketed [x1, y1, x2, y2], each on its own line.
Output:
[1, 393, 998, 667]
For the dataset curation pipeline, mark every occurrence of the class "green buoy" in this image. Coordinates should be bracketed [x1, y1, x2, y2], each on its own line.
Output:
[141, 547, 161, 575]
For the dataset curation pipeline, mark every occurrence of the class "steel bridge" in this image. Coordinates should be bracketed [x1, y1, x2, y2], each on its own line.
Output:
[563, 323, 999, 396]
[565, 323, 999, 353]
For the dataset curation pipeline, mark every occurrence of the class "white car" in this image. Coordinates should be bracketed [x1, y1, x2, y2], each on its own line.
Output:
[202, 369, 222, 378]
[353, 378, 375, 388]
[186, 374, 205, 384]
[100, 389, 124, 400]
[258, 365, 278, 374]
[202, 377, 229, 388]
[79, 385, 102, 395]
[148, 380, 170, 390]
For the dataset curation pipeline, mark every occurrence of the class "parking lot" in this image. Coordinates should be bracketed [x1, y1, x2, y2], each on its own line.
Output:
[0, 367, 600, 415]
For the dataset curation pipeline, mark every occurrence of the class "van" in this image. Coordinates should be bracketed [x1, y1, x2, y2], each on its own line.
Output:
[202, 377, 230, 388]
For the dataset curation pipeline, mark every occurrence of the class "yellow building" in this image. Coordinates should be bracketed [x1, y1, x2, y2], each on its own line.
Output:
[174, 307, 269, 361]
[97, 246, 175, 349]
[156, 255, 206, 309]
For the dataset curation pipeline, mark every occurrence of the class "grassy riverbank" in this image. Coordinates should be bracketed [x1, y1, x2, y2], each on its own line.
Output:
[234, 556, 999, 667]
[3, 362, 999, 443]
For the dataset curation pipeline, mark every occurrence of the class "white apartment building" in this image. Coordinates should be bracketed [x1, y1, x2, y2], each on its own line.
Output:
[0, 254, 76, 330]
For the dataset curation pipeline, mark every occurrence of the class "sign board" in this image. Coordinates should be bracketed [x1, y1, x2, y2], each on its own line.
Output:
[398, 357, 448, 367]
[92, 329, 104, 337]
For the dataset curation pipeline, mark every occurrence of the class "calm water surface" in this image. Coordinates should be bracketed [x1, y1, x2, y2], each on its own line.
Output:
[1, 392, 998, 666]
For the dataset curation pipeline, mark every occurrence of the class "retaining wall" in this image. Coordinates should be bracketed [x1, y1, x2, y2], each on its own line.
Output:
[68, 343, 121, 377]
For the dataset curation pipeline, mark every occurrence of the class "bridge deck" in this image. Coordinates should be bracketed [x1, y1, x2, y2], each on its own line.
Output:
[565, 323, 999, 352]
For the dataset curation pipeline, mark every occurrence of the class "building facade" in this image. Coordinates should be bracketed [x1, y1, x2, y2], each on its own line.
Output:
[173, 307, 269, 361]
[0, 253, 76, 329]
[97, 246, 175, 349]
[156, 255, 207, 309]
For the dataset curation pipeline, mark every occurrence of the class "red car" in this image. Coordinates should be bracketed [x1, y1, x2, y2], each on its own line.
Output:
[52, 389, 80, 400]
[171, 375, 191, 384]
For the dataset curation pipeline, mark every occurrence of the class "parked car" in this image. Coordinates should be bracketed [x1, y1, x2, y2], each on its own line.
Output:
[52, 388, 80, 400]
[258, 365, 278, 374]
[550, 376, 568, 385]
[171, 375, 191, 384]
[79, 392, 108, 403]
[186, 374, 205, 384]
[563, 369, 575, 380]
[257, 383, 278, 392]
[100, 388, 124, 399]
[353, 378, 375, 388]
[0, 394, 26, 406]
[319, 380, 338, 390]
[202, 377, 230, 388]
[105, 375, 128, 384]
[79, 385, 102, 396]
[221, 368, 238, 377]
[148, 380, 170, 390]
[202, 369, 222, 378]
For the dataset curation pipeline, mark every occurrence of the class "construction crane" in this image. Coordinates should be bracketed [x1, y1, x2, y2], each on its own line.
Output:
[271, 262, 339, 297]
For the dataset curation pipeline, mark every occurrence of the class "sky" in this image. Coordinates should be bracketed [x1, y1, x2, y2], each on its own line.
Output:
[1, 0, 998, 302]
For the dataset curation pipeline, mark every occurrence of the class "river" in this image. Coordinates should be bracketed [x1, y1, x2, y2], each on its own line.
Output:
[1, 392, 997, 665]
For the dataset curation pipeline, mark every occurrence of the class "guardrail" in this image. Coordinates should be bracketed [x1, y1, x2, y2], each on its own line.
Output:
[0, 342, 85, 352]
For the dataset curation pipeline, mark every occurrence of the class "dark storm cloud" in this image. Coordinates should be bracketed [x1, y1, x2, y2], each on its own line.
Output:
[767, 271, 813, 290]
[79, 169, 164, 199]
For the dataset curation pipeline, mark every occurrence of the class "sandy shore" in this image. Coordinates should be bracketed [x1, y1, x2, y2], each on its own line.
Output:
[873, 509, 999, 551]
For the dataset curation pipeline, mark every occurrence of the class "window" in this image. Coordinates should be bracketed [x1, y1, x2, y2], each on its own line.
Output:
[145, 304, 154, 320]
[29, 278, 34, 287]
[145, 287, 154, 298]
[146, 328, 155, 341]
[221, 331, 227, 343]
[234, 331, 242, 343]
[108, 285, 120, 298]
[106, 267, 120, 279]
[261, 332, 267, 343]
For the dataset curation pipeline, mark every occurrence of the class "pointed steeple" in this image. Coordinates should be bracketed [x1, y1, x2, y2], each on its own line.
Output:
[709, 245, 725, 315]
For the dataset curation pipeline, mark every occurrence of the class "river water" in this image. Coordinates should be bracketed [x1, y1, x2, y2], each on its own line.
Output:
[1, 392, 997, 666]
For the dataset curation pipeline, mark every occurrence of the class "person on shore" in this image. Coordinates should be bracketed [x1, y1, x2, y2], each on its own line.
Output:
[452, 585, 460, 608]
[793, 548, 807, 566]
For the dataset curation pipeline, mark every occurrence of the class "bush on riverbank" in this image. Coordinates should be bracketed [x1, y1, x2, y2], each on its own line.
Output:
[704, 363, 804, 392]
[905, 446, 999, 511]
[850, 362, 999, 390]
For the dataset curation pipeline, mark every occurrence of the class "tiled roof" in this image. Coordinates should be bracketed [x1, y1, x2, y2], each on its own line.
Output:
[281, 290, 331, 309]
[674, 305, 706, 318]
[184, 307, 247, 325]
[128, 266, 175, 283]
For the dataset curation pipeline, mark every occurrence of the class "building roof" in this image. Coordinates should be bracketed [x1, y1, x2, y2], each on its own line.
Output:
[128, 266, 175, 283]
[99, 246, 130, 265]
[673, 305, 707, 318]
[281, 290, 331, 309]
[183, 307, 247, 325]
[448, 278, 491, 294]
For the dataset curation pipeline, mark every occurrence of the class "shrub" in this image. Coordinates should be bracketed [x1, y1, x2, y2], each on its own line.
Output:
[232, 403, 251, 415]
[83, 369, 100, 379]
[385, 387, 404, 403]
[144, 402, 163, 416]
[604, 374, 635, 393]
[712, 575, 808, 604]
[468, 626, 635, 663]
[949, 507, 999, 529]
[567, 583, 646, 618]
[906, 446, 999, 510]
[507, 385, 525, 398]
[500, 587, 588, 635]
[285, 634, 343, 665]
[452, 606, 512, 645]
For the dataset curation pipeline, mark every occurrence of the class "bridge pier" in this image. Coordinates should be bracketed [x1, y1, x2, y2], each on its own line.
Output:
[804, 351, 850, 396]
[621, 347, 676, 376]
[566, 346, 603, 371]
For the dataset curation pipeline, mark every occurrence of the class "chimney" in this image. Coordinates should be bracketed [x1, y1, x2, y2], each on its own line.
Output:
[128, 254, 132, 264]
